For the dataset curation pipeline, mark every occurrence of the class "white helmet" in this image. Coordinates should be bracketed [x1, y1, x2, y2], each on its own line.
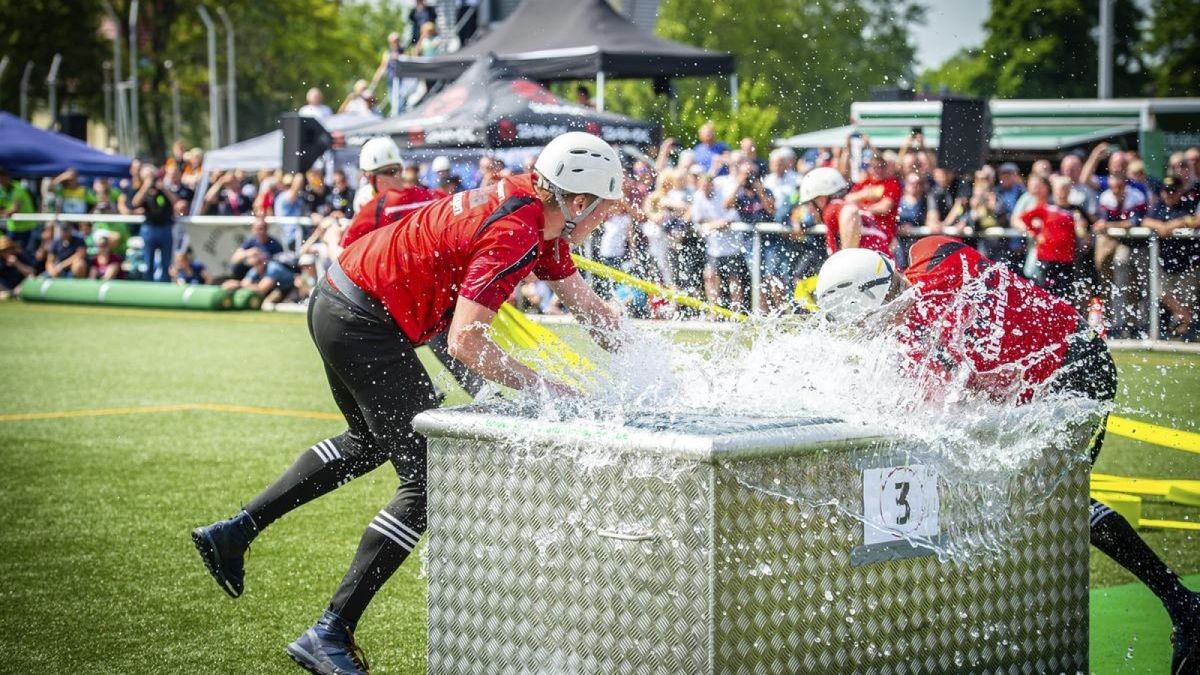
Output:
[534, 131, 624, 200]
[359, 137, 403, 173]
[534, 132, 624, 240]
[798, 166, 849, 205]
[815, 248, 896, 322]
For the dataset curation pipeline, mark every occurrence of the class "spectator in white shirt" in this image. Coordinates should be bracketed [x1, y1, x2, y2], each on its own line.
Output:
[691, 173, 748, 312]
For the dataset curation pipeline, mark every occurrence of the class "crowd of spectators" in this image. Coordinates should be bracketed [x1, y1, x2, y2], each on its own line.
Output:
[1, 117, 1198, 338]
[576, 125, 1200, 339]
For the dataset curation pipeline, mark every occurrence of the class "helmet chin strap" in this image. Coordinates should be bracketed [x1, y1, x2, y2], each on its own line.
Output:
[549, 184, 602, 260]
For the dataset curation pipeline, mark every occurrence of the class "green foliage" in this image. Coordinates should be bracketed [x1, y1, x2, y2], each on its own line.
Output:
[602, 0, 923, 148]
[1142, 0, 1200, 96]
[919, 0, 1149, 99]
[0, 0, 405, 157]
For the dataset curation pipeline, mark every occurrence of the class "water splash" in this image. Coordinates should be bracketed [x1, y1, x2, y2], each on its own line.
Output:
[479, 310, 1102, 560]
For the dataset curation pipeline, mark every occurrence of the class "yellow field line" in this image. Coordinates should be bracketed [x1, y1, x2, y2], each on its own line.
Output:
[0, 403, 339, 423]
[1108, 415, 1200, 454]
[6, 303, 301, 324]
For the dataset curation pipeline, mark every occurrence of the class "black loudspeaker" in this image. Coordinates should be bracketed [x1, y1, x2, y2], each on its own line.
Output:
[937, 97, 992, 175]
[59, 113, 88, 141]
[281, 114, 331, 174]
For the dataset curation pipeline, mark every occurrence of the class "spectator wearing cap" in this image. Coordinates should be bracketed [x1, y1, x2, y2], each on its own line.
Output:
[1145, 175, 1200, 339]
[0, 235, 35, 297]
[43, 222, 88, 279]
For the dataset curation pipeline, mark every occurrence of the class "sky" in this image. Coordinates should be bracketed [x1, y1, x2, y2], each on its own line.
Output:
[910, 0, 990, 72]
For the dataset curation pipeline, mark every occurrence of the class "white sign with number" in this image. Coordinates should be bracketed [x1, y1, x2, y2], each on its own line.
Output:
[861, 465, 939, 546]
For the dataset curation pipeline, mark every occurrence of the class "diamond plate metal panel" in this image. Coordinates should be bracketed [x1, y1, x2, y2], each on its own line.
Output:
[422, 414, 1090, 674]
[426, 439, 716, 674]
[712, 453, 1088, 674]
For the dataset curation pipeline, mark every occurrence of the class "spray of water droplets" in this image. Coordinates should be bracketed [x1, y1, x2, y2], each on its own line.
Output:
[482, 311, 1103, 561]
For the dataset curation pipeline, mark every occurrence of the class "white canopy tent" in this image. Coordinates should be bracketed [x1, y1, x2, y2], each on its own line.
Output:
[190, 113, 380, 215]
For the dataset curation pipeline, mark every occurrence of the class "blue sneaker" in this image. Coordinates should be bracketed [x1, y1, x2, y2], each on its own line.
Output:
[191, 511, 256, 598]
[286, 612, 370, 675]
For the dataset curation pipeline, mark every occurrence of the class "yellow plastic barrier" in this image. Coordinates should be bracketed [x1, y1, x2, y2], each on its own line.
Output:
[1091, 490, 1143, 525]
[1106, 416, 1200, 455]
[490, 303, 603, 391]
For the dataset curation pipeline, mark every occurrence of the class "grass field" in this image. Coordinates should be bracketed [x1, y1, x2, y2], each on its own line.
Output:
[0, 301, 1197, 674]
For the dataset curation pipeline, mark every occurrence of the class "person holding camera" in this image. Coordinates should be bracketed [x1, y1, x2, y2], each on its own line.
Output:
[131, 165, 184, 282]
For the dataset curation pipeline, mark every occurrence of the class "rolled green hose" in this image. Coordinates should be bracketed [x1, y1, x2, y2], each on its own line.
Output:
[20, 278, 234, 310]
[232, 288, 263, 310]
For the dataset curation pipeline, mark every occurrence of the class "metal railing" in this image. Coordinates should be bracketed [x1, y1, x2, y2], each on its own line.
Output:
[731, 221, 1198, 340]
[8, 213, 1197, 341]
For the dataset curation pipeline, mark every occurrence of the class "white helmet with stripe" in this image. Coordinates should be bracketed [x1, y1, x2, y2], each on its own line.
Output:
[815, 248, 896, 322]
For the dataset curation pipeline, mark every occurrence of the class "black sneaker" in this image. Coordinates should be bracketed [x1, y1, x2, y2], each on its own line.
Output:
[191, 511, 256, 598]
[286, 612, 370, 675]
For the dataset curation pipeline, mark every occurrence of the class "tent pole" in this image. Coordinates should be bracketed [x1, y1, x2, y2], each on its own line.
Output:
[596, 71, 605, 111]
[730, 73, 739, 113]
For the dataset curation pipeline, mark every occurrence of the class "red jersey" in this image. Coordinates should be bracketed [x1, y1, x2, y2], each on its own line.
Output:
[822, 199, 891, 256]
[342, 185, 448, 247]
[850, 175, 902, 242]
[900, 236, 1083, 403]
[1019, 202, 1077, 264]
[337, 175, 575, 345]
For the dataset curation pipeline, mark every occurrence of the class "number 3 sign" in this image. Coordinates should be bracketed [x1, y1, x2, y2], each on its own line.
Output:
[861, 465, 940, 546]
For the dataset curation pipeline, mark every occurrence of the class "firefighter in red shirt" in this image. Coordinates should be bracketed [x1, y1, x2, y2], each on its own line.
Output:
[815, 238, 1199, 674]
[341, 138, 447, 248]
[844, 152, 902, 244]
[798, 166, 892, 256]
[340, 138, 475, 399]
[193, 132, 626, 675]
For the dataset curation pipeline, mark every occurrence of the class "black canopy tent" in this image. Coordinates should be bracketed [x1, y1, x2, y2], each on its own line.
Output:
[348, 55, 661, 152]
[390, 0, 735, 110]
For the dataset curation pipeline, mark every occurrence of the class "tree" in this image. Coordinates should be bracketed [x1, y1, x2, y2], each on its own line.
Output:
[919, 0, 1148, 99]
[606, 0, 924, 151]
[0, 0, 404, 158]
[1142, 0, 1200, 96]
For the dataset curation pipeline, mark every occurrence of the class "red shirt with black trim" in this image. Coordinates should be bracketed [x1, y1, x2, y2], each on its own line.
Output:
[822, 199, 892, 256]
[900, 236, 1082, 402]
[337, 175, 575, 345]
[341, 185, 448, 247]
[1019, 201, 1077, 264]
[850, 175, 902, 242]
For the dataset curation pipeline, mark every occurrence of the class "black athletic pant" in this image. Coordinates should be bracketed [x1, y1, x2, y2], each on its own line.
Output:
[245, 279, 438, 627]
[1055, 332, 1194, 622]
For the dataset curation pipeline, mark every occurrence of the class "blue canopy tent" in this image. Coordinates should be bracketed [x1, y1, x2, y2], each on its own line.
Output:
[0, 112, 132, 178]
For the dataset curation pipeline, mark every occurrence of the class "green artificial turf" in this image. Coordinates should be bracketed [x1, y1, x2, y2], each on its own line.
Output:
[0, 302, 1197, 674]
